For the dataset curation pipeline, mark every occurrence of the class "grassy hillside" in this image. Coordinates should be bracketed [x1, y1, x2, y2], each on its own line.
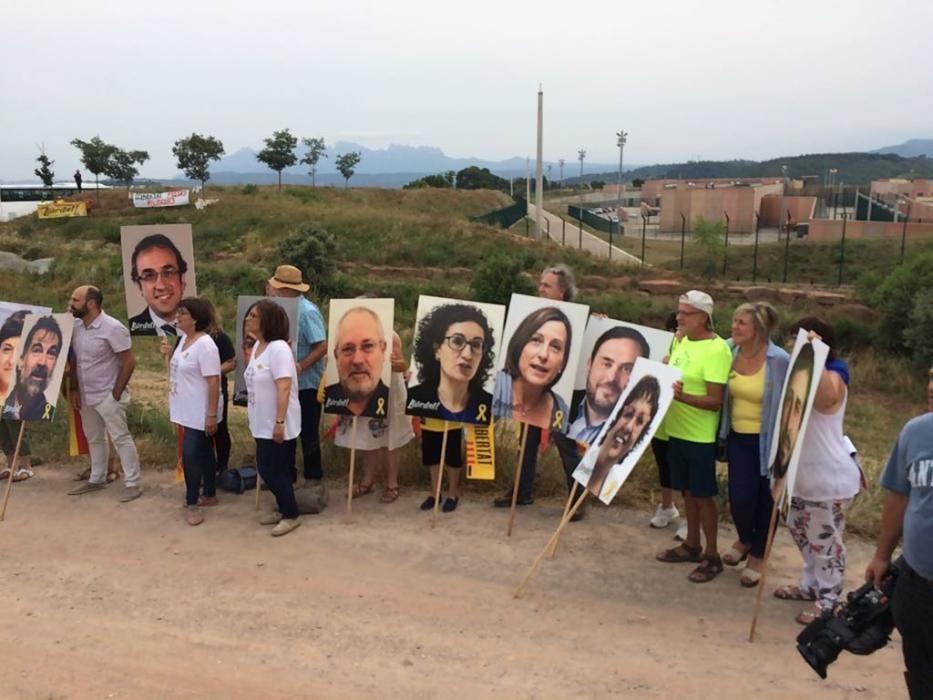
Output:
[0, 185, 925, 537]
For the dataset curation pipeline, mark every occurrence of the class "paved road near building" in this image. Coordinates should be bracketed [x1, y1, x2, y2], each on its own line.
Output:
[527, 202, 644, 267]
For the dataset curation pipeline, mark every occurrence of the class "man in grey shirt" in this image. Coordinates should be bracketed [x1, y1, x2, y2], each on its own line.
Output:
[866, 365, 933, 700]
[66, 286, 143, 502]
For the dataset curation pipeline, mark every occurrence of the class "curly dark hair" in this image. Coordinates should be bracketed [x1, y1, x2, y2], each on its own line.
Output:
[595, 375, 661, 455]
[414, 303, 495, 392]
[504, 306, 573, 391]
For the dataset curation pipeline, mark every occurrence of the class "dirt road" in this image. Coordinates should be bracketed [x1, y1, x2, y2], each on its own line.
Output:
[0, 466, 906, 699]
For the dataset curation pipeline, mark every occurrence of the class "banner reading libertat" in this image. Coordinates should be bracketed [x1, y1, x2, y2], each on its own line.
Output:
[132, 190, 190, 208]
[37, 201, 87, 219]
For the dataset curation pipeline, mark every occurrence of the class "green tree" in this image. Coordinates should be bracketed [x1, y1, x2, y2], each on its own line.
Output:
[455, 166, 510, 193]
[403, 172, 454, 189]
[632, 178, 645, 188]
[276, 223, 339, 298]
[173, 133, 225, 191]
[690, 216, 726, 279]
[104, 149, 150, 189]
[335, 151, 361, 189]
[34, 152, 55, 188]
[300, 137, 327, 188]
[871, 251, 933, 355]
[904, 288, 933, 368]
[591, 180, 606, 190]
[256, 129, 298, 191]
[70, 136, 118, 204]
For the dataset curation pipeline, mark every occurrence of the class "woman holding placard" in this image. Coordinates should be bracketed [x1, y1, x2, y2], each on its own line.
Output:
[717, 302, 788, 587]
[167, 298, 223, 526]
[656, 290, 732, 584]
[0, 311, 34, 481]
[778, 317, 860, 625]
[243, 299, 302, 537]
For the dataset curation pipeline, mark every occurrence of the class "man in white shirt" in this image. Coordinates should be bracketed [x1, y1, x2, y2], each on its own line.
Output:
[66, 286, 143, 501]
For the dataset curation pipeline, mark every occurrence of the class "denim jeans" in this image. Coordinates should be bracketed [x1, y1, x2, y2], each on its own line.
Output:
[892, 556, 933, 700]
[726, 431, 773, 558]
[182, 427, 216, 506]
[298, 388, 323, 480]
[256, 437, 299, 519]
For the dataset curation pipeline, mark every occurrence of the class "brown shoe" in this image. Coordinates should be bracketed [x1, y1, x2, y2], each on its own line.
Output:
[186, 506, 205, 526]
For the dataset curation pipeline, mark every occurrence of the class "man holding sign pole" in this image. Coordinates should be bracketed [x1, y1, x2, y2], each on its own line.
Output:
[66, 286, 143, 502]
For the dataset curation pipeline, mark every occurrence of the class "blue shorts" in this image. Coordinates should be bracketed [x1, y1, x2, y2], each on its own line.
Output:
[667, 437, 718, 498]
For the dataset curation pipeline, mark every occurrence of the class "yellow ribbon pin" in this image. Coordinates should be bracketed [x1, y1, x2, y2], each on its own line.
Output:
[552, 409, 563, 430]
[376, 397, 386, 416]
[475, 404, 488, 423]
[42, 403, 53, 421]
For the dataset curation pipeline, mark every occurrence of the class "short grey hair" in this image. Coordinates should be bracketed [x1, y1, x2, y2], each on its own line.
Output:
[543, 264, 577, 301]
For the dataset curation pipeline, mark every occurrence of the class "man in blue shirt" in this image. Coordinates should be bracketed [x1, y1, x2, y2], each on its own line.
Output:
[866, 365, 933, 700]
[267, 265, 328, 492]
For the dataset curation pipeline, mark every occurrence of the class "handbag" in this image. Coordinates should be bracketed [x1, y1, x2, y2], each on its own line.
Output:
[218, 466, 258, 494]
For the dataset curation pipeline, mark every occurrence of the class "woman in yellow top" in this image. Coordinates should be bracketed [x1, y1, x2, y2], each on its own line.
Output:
[717, 303, 789, 587]
[656, 291, 733, 583]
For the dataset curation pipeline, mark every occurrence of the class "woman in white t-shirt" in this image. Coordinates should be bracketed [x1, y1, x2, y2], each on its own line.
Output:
[167, 298, 223, 527]
[243, 300, 302, 537]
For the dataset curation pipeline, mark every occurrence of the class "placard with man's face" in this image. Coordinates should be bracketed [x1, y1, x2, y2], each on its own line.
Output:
[491, 294, 589, 432]
[232, 296, 299, 406]
[323, 298, 394, 418]
[406, 295, 506, 425]
[768, 328, 829, 508]
[120, 224, 197, 337]
[1, 313, 74, 422]
[0, 302, 53, 406]
[568, 317, 674, 445]
[572, 358, 681, 505]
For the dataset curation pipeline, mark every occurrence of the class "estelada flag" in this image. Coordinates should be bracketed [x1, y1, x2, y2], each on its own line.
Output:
[64, 383, 89, 456]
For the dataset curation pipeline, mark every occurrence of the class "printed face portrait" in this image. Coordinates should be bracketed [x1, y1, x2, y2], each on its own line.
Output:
[134, 244, 186, 318]
[437, 321, 485, 386]
[0, 335, 20, 396]
[594, 394, 654, 475]
[18, 326, 62, 398]
[777, 365, 811, 471]
[585, 336, 647, 421]
[517, 320, 568, 389]
[334, 308, 387, 401]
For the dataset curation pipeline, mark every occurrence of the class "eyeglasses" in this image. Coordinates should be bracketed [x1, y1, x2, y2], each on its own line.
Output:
[676, 309, 703, 317]
[337, 340, 381, 358]
[138, 267, 180, 283]
[443, 334, 484, 354]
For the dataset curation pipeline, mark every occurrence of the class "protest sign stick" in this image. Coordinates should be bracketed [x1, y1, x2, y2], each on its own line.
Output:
[0, 422, 27, 522]
[513, 491, 589, 598]
[547, 481, 579, 560]
[506, 425, 530, 537]
[748, 497, 782, 642]
[431, 421, 450, 529]
[345, 416, 359, 524]
[255, 470, 262, 510]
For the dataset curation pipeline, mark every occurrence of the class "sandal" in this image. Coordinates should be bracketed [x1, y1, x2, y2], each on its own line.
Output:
[795, 605, 823, 626]
[688, 554, 724, 583]
[11, 468, 34, 482]
[773, 584, 816, 601]
[722, 543, 749, 566]
[380, 486, 400, 504]
[656, 543, 703, 563]
[352, 482, 375, 499]
[740, 568, 762, 588]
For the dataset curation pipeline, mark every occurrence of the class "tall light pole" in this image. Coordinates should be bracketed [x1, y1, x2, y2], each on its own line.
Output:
[578, 149, 586, 187]
[558, 158, 565, 203]
[535, 85, 544, 239]
[546, 163, 552, 190]
[617, 130, 628, 237]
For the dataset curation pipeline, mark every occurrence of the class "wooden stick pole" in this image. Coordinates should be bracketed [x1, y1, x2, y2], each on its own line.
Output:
[0, 422, 27, 522]
[513, 492, 589, 598]
[254, 470, 262, 510]
[506, 425, 530, 537]
[547, 481, 579, 559]
[431, 421, 450, 529]
[345, 417, 359, 524]
[748, 498, 782, 642]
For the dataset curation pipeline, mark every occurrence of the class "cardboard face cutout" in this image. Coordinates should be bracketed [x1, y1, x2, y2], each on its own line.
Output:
[491, 294, 589, 432]
[572, 358, 681, 505]
[323, 299, 394, 418]
[0, 302, 53, 405]
[1, 313, 74, 423]
[232, 296, 299, 407]
[120, 224, 197, 337]
[406, 295, 506, 425]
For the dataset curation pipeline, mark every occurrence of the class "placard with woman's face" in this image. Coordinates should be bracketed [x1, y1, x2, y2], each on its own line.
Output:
[405, 295, 506, 425]
[323, 298, 394, 418]
[572, 358, 681, 505]
[0, 302, 52, 406]
[232, 296, 299, 406]
[491, 293, 589, 432]
[120, 224, 197, 337]
[568, 317, 674, 445]
[1, 313, 74, 423]
[768, 328, 829, 508]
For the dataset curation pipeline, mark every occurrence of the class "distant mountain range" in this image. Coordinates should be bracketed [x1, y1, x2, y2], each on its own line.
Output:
[872, 138, 933, 158]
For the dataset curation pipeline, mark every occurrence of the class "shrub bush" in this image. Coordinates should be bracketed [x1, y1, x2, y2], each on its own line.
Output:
[870, 251, 933, 355]
[276, 224, 339, 299]
[904, 288, 933, 368]
[470, 254, 534, 305]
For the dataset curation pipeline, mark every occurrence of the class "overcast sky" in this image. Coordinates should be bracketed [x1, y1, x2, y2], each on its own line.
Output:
[3, 0, 930, 180]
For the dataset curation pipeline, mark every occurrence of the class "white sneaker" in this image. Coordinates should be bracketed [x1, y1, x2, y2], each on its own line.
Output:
[674, 521, 688, 541]
[649, 504, 680, 528]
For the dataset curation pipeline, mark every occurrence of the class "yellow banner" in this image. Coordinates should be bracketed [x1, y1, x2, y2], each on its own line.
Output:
[465, 422, 495, 480]
[37, 201, 87, 219]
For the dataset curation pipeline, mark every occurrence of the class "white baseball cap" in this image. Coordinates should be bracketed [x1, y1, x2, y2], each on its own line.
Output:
[679, 289, 714, 320]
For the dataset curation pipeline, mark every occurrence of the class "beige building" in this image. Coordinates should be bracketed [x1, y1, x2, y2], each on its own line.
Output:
[654, 180, 785, 234]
